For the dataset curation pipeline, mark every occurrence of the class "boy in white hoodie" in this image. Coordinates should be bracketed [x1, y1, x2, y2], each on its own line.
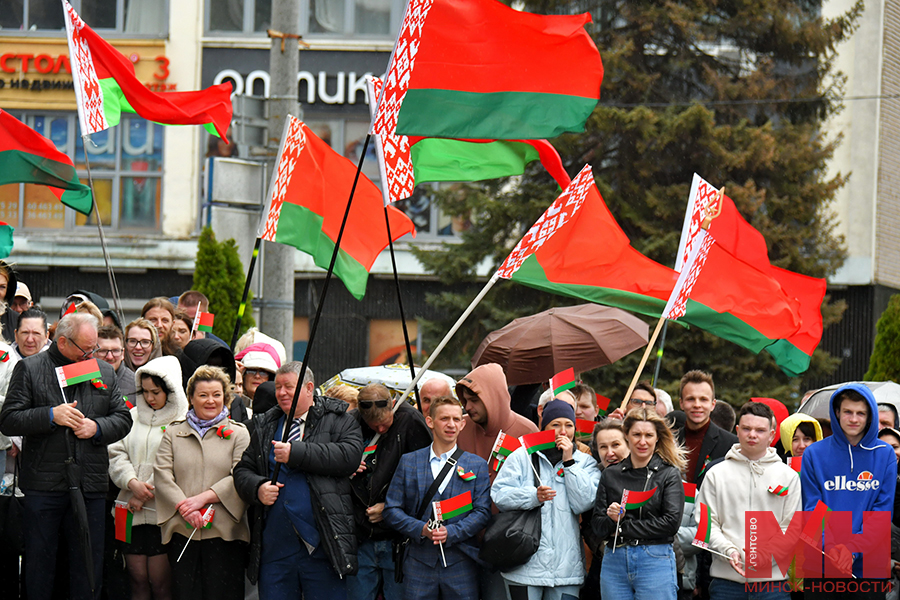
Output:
[696, 401, 801, 600]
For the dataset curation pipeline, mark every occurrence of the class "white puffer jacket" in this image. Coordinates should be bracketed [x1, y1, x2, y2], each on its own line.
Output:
[108, 355, 187, 525]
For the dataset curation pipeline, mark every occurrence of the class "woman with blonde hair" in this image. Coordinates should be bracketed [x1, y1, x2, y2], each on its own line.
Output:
[124, 318, 162, 371]
[153, 365, 250, 600]
[593, 408, 686, 600]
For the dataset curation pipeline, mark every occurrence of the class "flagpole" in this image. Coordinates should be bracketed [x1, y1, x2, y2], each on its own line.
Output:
[382, 204, 424, 413]
[364, 271, 501, 451]
[176, 504, 214, 563]
[271, 134, 373, 484]
[81, 137, 125, 326]
[621, 314, 667, 410]
[651, 321, 668, 387]
[230, 237, 261, 349]
[611, 490, 625, 553]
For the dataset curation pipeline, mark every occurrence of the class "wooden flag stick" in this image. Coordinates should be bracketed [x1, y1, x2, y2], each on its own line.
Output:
[621, 314, 667, 410]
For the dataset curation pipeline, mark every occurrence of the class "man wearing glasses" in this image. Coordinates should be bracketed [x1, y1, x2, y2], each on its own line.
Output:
[0, 311, 132, 600]
[348, 384, 432, 600]
[96, 325, 136, 398]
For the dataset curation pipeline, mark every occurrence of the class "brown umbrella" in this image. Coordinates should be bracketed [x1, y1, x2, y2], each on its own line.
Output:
[472, 304, 649, 386]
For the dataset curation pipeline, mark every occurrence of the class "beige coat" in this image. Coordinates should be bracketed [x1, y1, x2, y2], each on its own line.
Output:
[153, 419, 250, 544]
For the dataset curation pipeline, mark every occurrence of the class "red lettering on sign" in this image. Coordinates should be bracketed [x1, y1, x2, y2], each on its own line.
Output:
[34, 55, 53, 74]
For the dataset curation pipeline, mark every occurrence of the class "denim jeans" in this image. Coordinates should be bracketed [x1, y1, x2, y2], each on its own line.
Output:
[600, 543, 678, 600]
[345, 539, 405, 600]
[709, 577, 791, 600]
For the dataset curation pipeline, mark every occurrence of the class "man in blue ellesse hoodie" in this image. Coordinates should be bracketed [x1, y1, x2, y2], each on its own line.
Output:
[801, 383, 896, 588]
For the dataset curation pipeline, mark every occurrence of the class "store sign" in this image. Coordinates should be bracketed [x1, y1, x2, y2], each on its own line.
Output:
[0, 38, 170, 110]
[212, 68, 374, 105]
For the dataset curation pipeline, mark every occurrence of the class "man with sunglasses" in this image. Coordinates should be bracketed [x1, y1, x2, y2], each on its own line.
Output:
[348, 384, 432, 600]
[96, 324, 135, 398]
[0, 311, 132, 600]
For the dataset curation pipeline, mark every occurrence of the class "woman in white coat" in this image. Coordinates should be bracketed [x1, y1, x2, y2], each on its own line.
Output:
[491, 399, 602, 600]
[108, 355, 187, 600]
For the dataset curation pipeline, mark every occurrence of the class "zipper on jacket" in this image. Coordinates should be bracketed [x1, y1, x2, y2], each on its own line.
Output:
[639, 467, 652, 520]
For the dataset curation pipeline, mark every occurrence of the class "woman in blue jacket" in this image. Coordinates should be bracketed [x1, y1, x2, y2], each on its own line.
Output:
[491, 399, 601, 600]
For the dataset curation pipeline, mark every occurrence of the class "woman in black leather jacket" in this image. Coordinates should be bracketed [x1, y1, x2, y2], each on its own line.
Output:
[593, 408, 686, 600]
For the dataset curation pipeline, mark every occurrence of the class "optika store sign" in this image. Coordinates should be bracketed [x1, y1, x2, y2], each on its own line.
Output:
[212, 68, 374, 105]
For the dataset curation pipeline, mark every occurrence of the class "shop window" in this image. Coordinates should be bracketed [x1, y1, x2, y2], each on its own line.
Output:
[207, 0, 400, 37]
[0, 0, 168, 35]
[2, 111, 162, 231]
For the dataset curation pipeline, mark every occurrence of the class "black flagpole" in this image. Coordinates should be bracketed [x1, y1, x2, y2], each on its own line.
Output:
[230, 237, 261, 349]
[382, 204, 424, 414]
[271, 134, 372, 483]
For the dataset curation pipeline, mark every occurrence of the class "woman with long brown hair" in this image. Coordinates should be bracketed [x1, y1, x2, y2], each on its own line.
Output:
[593, 408, 686, 600]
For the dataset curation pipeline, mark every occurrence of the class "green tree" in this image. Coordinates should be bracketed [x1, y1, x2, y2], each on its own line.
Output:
[412, 0, 859, 408]
[865, 294, 900, 381]
[192, 226, 255, 342]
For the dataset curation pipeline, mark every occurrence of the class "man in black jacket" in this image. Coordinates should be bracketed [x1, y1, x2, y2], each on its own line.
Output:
[347, 383, 432, 600]
[0, 312, 132, 600]
[233, 361, 363, 600]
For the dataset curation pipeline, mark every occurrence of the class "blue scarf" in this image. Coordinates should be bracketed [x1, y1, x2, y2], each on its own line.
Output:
[186, 406, 229, 438]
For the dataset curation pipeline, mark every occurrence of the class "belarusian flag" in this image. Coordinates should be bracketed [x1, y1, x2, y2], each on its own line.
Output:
[788, 456, 802, 473]
[363, 444, 377, 457]
[186, 506, 215, 530]
[259, 116, 416, 300]
[114, 501, 132, 543]
[490, 431, 522, 459]
[768, 485, 789, 497]
[621, 487, 657, 510]
[519, 429, 557, 455]
[366, 76, 570, 205]
[56, 358, 102, 387]
[800, 500, 831, 548]
[683, 481, 697, 504]
[432, 491, 473, 521]
[550, 367, 576, 396]
[371, 0, 603, 141]
[596, 394, 612, 417]
[62, 0, 232, 141]
[693, 502, 712, 549]
[500, 165, 811, 375]
[0, 108, 93, 215]
[575, 419, 595, 440]
[193, 311, 215, 333]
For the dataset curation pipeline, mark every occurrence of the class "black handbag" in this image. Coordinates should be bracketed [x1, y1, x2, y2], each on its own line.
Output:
[0, 457, 24, 555]
[479, 453, 543, 570]
[392, 447, 465, 583]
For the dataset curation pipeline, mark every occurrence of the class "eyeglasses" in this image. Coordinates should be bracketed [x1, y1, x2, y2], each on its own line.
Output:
[93, 348, 123, 357]
[244, 369, 273, 379]
[69, 338, 99, 360]
[359, 399, 390, 409]
[125, 338, 152, 349]
[628, 398, 658, 407]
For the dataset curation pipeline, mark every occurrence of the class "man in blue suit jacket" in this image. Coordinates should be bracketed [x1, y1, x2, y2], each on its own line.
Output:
[384, 396, 491, 600]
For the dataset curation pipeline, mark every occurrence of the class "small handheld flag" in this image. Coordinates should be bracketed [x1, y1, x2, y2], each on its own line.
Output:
[788, 456, 802, 473]
[596, 394, 612, 417]
[683, 481, 697, 504]
[432, 491, 474, 521]
[114, 501, 132, 543]
[800, 500, 831, 548]
[519, 430, 557, 455]
[177, 504, 216, 563]
[490, 431, 522, 461]
[550, 367, 576, 396]
[63, 302, 78, 316]
[621, 487, 657, 510]
[363, 444, 377, 458]
[575, 419, 595, 440]
[692, 502, 712, 549]
[56, 359, 102, 388]
[192, 311, 215, 334]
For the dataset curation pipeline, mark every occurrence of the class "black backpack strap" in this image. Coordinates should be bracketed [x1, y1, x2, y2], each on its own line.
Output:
[414, 447, 465, 521]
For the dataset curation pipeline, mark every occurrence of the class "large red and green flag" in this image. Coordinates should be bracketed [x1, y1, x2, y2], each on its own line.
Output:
[192, 311, 215, 334]
[432, 491, 473, 521]
[550, 367, 576, 396]
[62, 0, 232, 141]
[371, 0, 603, 141]
[622, 487, 657, 509]
[498, 165, 813, 375]
[114, 501, 132, 543]
[366, 76, 570, 205]
[519, 429, 557, 455]
[259, 116, 416, 300]
[0, 108, 93, 215]
[56, 358, 102, 388]
[693, 502, 712, 548]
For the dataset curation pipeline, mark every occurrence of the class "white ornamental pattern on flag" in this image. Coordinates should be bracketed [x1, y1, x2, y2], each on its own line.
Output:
[496, 164, 594, 280]
[370, 0, 434, 137]
[366, 76, 415, 204]
[63, 0, 109, 135]
[261, 116, 307, 242]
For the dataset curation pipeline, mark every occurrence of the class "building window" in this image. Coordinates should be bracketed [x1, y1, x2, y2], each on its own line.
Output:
[0, 112, 163, 231]
[206, 0, 401, 37]
[0, 0, 168, 35]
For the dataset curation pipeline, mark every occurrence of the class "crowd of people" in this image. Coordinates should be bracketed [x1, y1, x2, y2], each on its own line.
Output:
[0, 266, 897, 600]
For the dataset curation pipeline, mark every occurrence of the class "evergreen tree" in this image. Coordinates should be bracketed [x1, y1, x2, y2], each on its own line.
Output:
[865, 294, 900, 382]
[412, 0, 860, 407]
[192, 226, 255, 341]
